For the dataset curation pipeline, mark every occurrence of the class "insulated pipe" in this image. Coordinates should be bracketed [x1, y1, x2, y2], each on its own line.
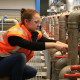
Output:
[4, 19, 18, 25]
[54, 15, 59, 40]
[66, 0, 74, 12]
[59, 55, 79, 80]
[53, 57, 68, 80]
[59, 66, 77, 80]
[68, 10, 80, 65]
[41, 25, 49, 38]
[53, 51, 62, 62]
[60, 0, 74, 12]
[49, 17, 52, 33]
[51, 16, 55, 36]
[46, 17, 49, 32]
[52, 51, 67, 80]
[59, 13, 68, 43]
[0, 19, 18, 32]
[51, 51, 62, 80]
[55, 57, 68, 73]
[41, 25, 46, 34]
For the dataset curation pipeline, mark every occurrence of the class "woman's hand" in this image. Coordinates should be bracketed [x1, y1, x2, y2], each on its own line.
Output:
[45, 41, 68, 55]
[55, 41, 68, 55]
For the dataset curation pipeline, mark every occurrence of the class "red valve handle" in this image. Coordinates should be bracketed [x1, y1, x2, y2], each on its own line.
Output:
[65, 15, 69, 18]
[64, 73, 80, 78]
[66, 38, 68, 44]
[49, 35, 54, 37]
[78, 44, 80, 52]
[55, 55, 68, 58]
[47, 32, 51, 34]
[41, 25, 46, 29]
[71, 65, 80, 70]
[57, 16, 59, 19]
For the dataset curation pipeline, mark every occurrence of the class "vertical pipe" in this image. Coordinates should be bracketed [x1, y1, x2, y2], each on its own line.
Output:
[54, 15, 59, 40]
[59, 13, 67, 43]
[68, 10, 80, 65]
[66, 0, 74, 12]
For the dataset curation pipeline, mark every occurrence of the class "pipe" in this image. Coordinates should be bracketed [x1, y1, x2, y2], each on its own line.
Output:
[59, 65, 77, 80]
[68, 10, 80, 65]
[54, 57, 68, 80]
[54, 15, 59, 40]
[49, 0, 54, 7]
[41, 25, 50, 38]
[66, 0, 74, 12]
[59, 0, 74, 12]
[0, 19, 18, 32]
[4, 19, 18, 25]
[51, 51, 62, 80]
[55, 57, 68, 72]
[53, 51, 62, 62]
[59, 12, 69, 43]
[59, 55, 79, 80]
[60, 0, 66, 4]
[51, 16, 55, 36]
[46, 17, 49, 32]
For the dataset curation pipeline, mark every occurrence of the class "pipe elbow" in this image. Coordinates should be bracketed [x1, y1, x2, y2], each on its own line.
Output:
[59, 66, 77, 80]
[55, 58, 68, 74]
[4, 19, 18, 25]
[59, 66, 72, 80]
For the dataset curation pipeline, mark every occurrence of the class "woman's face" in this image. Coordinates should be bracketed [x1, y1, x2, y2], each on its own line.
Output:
[25, 13, 41, 32]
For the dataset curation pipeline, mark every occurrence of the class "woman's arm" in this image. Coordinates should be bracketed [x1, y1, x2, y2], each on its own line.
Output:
[8, 36, 68, 53]
[38, 36, 56, 42]
[8, 36, 45, 51]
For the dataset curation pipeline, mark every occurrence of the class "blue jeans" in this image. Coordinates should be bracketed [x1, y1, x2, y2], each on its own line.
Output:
[0, 53, 37, 80]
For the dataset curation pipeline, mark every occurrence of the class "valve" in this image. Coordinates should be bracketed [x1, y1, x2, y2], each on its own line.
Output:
[78, 44, 80, 52]
[46, 32, 51, 34]
[49, 35, 54, 37]
[65, 14, 69, 18]
[57, 16, 59, 19]
[64, 73, 80, 78]
[55, 55, 68, 58]
[71, 65, 80, 71]
[41, 25, 46, 29]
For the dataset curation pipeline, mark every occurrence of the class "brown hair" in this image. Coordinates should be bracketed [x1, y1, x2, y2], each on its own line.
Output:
[21, 8, 39, 24]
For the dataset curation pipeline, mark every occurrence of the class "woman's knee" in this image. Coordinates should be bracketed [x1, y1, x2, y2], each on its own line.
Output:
[25, 69, 37, 79]
[17, 53, 26, 60]
[23, 65, 37, 79]
[32, 69, 37, 77]
[14, 53, 26, 64]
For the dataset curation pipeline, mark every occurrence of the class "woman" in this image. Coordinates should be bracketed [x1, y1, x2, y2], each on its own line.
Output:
[0, 8, 68, 80]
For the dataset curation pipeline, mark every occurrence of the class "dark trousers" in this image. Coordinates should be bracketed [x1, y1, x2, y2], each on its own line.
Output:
[0, 53, 37, 80]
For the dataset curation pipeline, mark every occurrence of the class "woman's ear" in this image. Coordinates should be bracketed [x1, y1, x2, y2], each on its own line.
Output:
[24, 19, 28, 25]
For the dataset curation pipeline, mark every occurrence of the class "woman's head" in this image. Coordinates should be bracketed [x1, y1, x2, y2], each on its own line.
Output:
[21, 8, 39, 24]
[21, 8, 41, 32]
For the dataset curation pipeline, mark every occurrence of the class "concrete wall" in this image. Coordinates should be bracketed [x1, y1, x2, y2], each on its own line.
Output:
[0, 0, 36, 16]
[0, 0, 35, 9]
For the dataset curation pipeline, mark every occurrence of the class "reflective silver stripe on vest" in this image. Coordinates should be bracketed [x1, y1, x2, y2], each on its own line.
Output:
[0, 52, 11, 57]
[11, 46, 21, 54]
[0, 28, 27, 54]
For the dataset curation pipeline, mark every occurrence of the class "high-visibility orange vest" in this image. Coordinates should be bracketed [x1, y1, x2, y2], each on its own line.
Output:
[0, 22, 42, 62]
